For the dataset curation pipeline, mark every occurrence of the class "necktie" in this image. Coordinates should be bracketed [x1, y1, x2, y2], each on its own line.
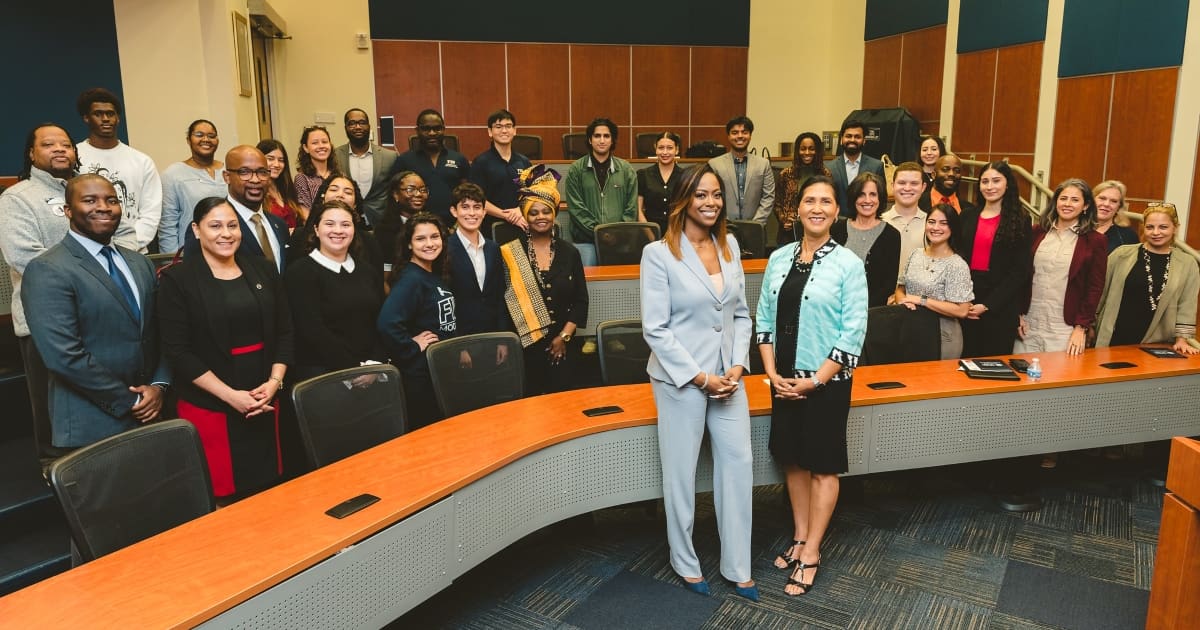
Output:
[250, 213, 277, 265]
[101, 246, 141, 323]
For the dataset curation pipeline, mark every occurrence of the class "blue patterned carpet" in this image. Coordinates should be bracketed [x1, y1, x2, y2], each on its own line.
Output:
[392, 450, 1162, 629]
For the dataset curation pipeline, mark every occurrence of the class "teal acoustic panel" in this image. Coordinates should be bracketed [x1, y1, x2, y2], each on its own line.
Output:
[865, 0, 948, 40]
[958, 0, 1048, 53]
[1059, 0, 1188, 76]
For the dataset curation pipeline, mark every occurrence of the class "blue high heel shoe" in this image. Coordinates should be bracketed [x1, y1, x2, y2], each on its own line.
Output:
[682, 578, 710, 596]
[733, 582, 760, 602]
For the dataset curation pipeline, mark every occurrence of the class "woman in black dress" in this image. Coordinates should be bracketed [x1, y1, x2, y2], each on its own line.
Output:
[775, 132, 832, 245]
[376, 171, 430, 271]
[960, 161, 1033, 357]
[285, 200, 385, 381]
[159, 197, 293, 501]
[636, 131, 685, 234]
[831, 172, 900, 307]
[500, 166, 589, 395]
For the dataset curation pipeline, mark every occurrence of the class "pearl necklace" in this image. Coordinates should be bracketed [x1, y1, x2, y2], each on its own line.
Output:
[1142, 247, 1170, 312]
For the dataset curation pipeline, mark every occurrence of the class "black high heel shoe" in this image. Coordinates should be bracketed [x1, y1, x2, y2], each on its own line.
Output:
[785, 558, 820, 596]
[773, 539, 805, 570]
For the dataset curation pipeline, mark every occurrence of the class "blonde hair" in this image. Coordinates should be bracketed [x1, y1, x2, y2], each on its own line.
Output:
[1142, 202, 1180, 226]
[1092, 180, 1130, 227]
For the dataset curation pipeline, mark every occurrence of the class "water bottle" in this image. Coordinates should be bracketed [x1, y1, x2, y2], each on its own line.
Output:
[1027, 357, 1042, 382]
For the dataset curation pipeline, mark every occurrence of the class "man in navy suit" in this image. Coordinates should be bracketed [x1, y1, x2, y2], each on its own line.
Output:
[185, 145, 288, 269]
[446, 182, 508, 367]
[23, 175, 170, 449]
[826, 120, 887, 218]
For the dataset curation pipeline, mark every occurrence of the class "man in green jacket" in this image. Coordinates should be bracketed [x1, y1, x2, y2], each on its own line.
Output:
[566, 117, 637, 266]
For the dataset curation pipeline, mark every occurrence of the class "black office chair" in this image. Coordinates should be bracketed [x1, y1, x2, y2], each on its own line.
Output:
[562, 133, 588, 160]
[492, 222, 525, 245]
[291, 364, 407, 468]
[47, 419, 214, 563]
[859, 305, 941, 366]
[594, 222, 661, 265]
[512, 134, 542, 160]
[426, 332, 524, 417]
[728, 220, 767, 259]
[555, 210, 573, 243]
[635, 133, 659, 158]
[408, 135, 460, 152]
[596, 320, 651, 386]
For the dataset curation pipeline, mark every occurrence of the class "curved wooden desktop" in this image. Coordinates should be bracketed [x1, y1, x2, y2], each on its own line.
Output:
[1, 346, 1197, 628]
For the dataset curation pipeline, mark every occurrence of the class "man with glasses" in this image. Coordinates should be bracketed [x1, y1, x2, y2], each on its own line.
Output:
[470, 109, 532, 239]
[334, 108, 397, 228]
[392, 109, 470, 225]
[75, 87, 163, 253]
[185, 146, 288, 270]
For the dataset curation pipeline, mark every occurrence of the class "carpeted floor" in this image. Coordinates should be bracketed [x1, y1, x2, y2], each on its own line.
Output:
[392, 450, 1163, 629]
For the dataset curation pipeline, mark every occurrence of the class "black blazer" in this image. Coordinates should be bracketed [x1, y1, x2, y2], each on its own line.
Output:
[831, 218, 902, 308]
[958, 207, 1031, 313]
[158, 253, 294, 410]
[184, 203, 290, 271]
[447, 233, 507, 335]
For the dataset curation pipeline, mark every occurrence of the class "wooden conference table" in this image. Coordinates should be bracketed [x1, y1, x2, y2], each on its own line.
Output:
[1, 346, 1197, 627]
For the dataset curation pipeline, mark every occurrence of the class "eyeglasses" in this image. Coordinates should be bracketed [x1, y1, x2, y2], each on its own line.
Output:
[400, 186, 429, 195]
[235, 168, 271, 180]
[190, 132, 218, 140]
[417, 124, 445, 133]
[491, 123, 515, 130]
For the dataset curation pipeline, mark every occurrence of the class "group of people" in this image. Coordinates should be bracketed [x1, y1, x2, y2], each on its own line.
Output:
[0, 93, 594, 503]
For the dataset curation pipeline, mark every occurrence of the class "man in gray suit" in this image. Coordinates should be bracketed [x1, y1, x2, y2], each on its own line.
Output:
[23, 174, 169, 450]
[708, 116, 774, 224]
[335, 108, 398, 227]
[826, 119, 887, 218]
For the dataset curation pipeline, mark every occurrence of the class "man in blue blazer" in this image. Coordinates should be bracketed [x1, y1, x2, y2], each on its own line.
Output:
[446, 183, 507, 340]
[825, 120, 887, 218]
[23, 175, 170, 450]
[185, 145, 289, 270]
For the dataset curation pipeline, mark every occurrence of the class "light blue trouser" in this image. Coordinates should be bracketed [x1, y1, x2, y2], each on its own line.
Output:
[651, 378, 753, 583]
[575, 242, 598, 267]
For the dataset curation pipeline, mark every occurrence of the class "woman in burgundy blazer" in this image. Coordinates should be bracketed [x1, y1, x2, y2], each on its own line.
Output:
[1017, 178, 1107, 356]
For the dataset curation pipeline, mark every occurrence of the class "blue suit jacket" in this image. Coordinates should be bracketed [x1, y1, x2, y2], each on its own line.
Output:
[447, 233, 507, 335]
[825, 154, 887, 218]
[184, 202, 290, 271]
[640, 235, 752, 387]
[23, 234, 170, 448]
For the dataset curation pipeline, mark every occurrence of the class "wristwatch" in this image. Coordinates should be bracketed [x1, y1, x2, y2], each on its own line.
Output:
[810, 375, 825, 391]
[559, 331, 573, 342]
[920, 296, 928, 307]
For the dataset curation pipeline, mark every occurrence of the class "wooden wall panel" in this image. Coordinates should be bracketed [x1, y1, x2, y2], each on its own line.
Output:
[571, 44, 631, 126]
[373, 41, 442, 130]
[991, 42, 1042, 154]
[1107, 68, 1178, 200]
[952, 49, 997, 154]
[506, 44, 571, 126]
[632, 47, 690, 126]
[440, 43, 507, 128]
[863, 35, 902, 109]
[688, 126, 729, 149]
[448, 128, 492, 161]
[899, 26, 946, 126]
[515, 127, 566, 161]
[1050, 74, 1112, 186]
[1189, 134, 1200, 246]
[690, 47, 748, 126]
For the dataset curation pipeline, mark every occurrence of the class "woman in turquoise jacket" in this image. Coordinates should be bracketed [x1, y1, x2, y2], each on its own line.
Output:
[756, 175, 867, 596]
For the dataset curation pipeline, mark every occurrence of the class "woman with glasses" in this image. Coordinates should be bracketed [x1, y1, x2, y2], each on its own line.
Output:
[775, 132, 832, 245]
[159, 120, 227, 253]
[375, 171, 429, 269]
[1096, 202, 1198, 354]
[257, 139, 304, 231]
[637, 131, 685, 235]
[294, 126, 341, 210]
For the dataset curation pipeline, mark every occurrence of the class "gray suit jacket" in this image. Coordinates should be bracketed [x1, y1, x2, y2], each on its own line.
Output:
[826, 153, 887, 218]
[641, 236, 752, 387]
[22, 233, 170, 448]
[708, 153, 775, 224]
[334, 142, 399, 227]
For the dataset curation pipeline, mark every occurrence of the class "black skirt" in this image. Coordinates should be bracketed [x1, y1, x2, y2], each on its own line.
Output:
[768, 378, 852, 474]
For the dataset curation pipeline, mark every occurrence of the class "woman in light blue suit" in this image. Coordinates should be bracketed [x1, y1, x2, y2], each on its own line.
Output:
[757, 175, 867, 596]
[641, 165, 758, 602]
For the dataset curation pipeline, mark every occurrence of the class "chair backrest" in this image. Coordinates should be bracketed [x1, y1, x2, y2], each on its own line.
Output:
[408, 135, 460, 152]
[860, 304, 941, 366]
[728, 220, 766, 259]
[291, 364, 407, 468]
[594, 222, 661, 265]
[635, 133, 659, 159]
[47, 419, 214, 562]
[512, 134, 542, 160]
[596, 319, 651, 385]
[562, 133, 588, 160]
[555, 209, 573, 243]
[426, 332, 525, 417]
[492, 221, 525, 245]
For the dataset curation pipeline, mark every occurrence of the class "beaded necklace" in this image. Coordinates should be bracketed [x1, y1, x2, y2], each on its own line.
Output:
[526, 233, 556, 291]
[1141, 246, 1171, 312]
